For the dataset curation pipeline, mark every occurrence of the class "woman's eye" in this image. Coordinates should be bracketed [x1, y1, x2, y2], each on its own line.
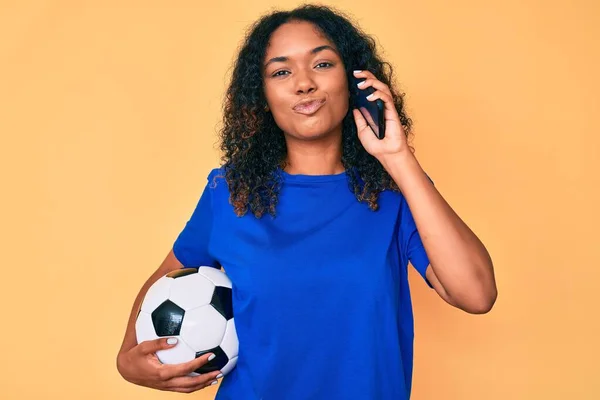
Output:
[271, 62, 333, 77]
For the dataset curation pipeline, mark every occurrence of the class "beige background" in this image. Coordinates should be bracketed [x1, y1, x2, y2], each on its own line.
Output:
[1, 0, 598, 399]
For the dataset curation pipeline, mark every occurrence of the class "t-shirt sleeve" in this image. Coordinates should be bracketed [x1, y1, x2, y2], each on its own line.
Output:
[399, 196, 433, 289]
[172, 171, 220, 269]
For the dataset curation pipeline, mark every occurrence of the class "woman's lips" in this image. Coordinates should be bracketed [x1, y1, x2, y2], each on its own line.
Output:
[293, 99, 326, 115]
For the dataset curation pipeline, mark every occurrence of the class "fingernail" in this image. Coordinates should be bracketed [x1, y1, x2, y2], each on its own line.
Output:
[208, 353, 216, 361]
[210, 380, 218, 385]
[353, 70, 362, 74]
[167, 337, 177, 345]
[357, 81, 366, 87]
[216, 373, 223, 379]
[366, 93, 374, 100]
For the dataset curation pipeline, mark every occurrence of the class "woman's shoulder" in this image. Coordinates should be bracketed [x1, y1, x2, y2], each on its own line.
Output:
[205, 166, 229, 194]
[207, 165, 225, 181]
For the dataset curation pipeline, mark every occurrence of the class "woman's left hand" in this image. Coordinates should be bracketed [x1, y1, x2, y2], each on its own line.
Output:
[351, 70, 410, 162]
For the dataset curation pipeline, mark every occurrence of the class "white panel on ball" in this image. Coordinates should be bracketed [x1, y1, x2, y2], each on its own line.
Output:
[156, 337, 196, 366]
[135, 311, 159, 343]
[198, 266, 233, 288]
[220, 319, 238, 359]
[169, 273, 215, 310]
[140, 277, 172, 313]
[221, 356, 238, 376]
[180, 305, 227, 351]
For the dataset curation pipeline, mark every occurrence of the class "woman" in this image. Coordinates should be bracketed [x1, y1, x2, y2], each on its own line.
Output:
[117, 4, 497, 399]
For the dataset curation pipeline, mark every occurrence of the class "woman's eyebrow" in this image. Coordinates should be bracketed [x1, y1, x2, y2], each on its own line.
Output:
[264, 45, 338, 70]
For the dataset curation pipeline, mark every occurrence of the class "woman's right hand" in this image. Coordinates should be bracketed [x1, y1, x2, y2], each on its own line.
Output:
[117, 337, 223, 393]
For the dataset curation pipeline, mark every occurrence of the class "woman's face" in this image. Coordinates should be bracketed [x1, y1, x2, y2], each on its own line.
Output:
[262, 21, 349, 141]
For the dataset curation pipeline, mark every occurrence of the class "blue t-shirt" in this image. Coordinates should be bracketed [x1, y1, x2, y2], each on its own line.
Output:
[173, 167, 431, 400]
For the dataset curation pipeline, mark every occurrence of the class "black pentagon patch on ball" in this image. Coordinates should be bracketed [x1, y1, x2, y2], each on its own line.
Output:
[211, 286, 233, 320]
[166, 267, 198, 279]
[194, 346, 228, 374]
[151, 300, 185, 336]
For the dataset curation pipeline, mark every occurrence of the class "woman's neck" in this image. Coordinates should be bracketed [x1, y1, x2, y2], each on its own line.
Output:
[283, 133, 344, 176]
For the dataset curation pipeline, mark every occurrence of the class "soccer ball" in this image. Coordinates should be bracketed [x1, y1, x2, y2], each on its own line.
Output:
[135, 266, 238, 376]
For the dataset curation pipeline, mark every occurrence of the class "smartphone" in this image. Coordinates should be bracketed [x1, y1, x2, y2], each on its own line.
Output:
[350, 75, 386, 139]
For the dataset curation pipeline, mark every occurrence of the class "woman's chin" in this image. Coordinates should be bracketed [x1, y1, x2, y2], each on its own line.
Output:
[288, 124, 340, 141]
[299, 130, 329, 140]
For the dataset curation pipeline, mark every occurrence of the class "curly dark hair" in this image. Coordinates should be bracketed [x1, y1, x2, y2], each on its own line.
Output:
[218, 3, 414, 218]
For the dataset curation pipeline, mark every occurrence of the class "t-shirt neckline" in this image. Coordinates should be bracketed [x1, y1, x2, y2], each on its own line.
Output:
[278, 168, 349, 183]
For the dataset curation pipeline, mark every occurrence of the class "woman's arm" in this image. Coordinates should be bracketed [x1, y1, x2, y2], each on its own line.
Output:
[117, 250, 184, 360]
[116, 249, 221, 392]
[382, 151, 498, 314]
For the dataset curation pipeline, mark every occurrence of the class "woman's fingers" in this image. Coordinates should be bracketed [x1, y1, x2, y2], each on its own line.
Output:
[138, 337, 176, 355]
[365, 89, 396, 114]
[170, 379, 218, 393]
[158, 352, 217, 380]
[163, 370, 222, 390]
[353, 71, 392, 97]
